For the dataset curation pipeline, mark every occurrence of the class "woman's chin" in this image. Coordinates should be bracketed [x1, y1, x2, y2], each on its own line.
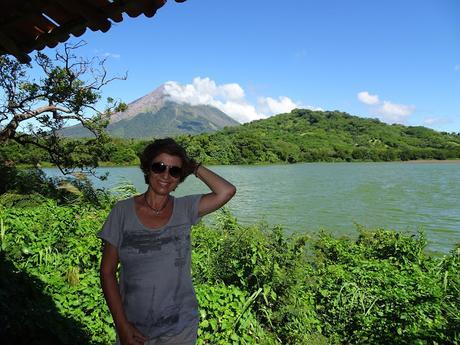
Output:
[150, 184, 174, 195]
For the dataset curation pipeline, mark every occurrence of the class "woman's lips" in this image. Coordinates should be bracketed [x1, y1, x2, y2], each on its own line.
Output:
[158, 180, 170, 187]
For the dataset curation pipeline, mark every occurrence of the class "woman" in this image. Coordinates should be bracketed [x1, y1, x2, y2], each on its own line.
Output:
[99, 138, 236, 345]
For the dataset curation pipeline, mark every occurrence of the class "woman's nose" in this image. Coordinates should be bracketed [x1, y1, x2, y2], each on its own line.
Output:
[161, 168, 170, 179]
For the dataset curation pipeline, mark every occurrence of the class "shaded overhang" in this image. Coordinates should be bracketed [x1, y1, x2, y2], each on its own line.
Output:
[0, 0, 186, 63]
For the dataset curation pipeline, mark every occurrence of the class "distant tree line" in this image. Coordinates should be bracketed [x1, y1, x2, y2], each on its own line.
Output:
[2, 109, 460, 167]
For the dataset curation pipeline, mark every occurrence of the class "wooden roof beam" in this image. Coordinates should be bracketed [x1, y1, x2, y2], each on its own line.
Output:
[50, 0, 112, 32]
[122, 0, 165, 18]
[0, 0, 187, 63]
[0, 31, 31, 63]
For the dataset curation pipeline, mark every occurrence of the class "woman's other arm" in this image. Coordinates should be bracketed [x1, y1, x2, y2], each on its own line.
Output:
[100, 242, 147, 345]
[195, 165, 236, 216]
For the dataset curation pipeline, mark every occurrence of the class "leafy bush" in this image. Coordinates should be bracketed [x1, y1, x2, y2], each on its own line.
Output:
[0, 162, 113, 208]
[0, 192, 48, 208]
[0, 253, 95, 345]
[195, 284, 275, 344]
[0, 201, 111, 344]
[312, 229, 460, 344]
[192, 210, 325, 344]
[192, 212, 459, 344]
[0, 162, 57, 197]
[0, 202, 458, 344]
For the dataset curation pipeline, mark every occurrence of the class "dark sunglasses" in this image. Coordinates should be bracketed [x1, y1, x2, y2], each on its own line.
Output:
[151, 162, 183, 178]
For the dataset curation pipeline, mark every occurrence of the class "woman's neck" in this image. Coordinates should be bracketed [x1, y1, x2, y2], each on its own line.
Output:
[144, 190, 170, 214]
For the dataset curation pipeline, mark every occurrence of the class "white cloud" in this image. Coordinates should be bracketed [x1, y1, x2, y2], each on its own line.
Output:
[357, 91, 415, 123]
[423, 117, 451, 126]
[217, 102, 260, 122]
[258, 96, 300, 115]
[103, 52, 121, 59]
[94, 49, 121, 59]
[220, 83, 245, 101]
[455, 65, 460, 71]
[376, 101, 415, 122]
[357, 91, 380, 105]
[163, 77, 309, 123]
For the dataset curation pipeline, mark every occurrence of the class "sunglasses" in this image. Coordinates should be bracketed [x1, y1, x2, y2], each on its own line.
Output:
[151, 162, 183, 178]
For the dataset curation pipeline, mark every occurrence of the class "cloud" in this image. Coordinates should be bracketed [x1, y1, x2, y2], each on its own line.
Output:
[164, 77, 308, 123]
[357, 91, 380, 105]
[357, 91, 415, 123]
[217, 102, 260, 122]
[94, 49, 121, 59]
[103, 52, 121, 59]
[455, 65, 460, 71]
[423, 117, 451, 126]
[258, 96, 300, 115]
[376, 101, 415, 122]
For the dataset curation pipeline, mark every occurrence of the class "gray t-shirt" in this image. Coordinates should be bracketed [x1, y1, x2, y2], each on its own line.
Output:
[98, 194, 202, 339]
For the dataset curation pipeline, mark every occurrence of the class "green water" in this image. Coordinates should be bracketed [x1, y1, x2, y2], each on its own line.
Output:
[45, 161, 460, 253]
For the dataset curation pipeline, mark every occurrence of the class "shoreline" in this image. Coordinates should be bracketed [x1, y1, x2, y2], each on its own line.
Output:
[19, 158, 460, 170]
[398, 159, 460, 164]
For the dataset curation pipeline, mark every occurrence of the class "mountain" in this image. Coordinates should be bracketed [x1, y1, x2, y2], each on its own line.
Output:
[105, 101, 238, 138]
[5, 108, 460, 166]
[177, 108, 460, 164]
[60, 85, 239, 138]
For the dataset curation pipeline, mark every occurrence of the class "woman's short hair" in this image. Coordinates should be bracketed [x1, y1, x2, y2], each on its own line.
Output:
[140, 138, 190, 184]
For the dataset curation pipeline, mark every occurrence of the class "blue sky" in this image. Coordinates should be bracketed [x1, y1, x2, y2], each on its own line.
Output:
[44, 0, 460, 132]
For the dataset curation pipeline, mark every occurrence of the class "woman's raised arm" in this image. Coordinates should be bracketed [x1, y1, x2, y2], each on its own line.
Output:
[195, 165, 236, 216]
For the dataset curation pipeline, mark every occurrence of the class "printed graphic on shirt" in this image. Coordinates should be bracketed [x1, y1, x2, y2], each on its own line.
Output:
[121, 224, 190, 254]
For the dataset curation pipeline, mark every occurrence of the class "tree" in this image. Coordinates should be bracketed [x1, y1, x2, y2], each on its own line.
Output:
[0, 41, 126, 174]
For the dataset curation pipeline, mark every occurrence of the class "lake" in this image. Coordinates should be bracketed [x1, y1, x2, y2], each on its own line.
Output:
[44, 161, 460, 253]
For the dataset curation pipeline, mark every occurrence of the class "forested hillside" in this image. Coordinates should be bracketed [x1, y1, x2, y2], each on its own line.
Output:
[2, 109, 460, 166]
[178, 109, 460, 164]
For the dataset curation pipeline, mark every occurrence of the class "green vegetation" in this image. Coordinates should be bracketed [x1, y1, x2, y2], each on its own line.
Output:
[0, 177, 458, 344]
[3, 109, 460, 168]
[1, 107, 459, 342]
[179, 109, 460, 164]
[0, 43, 126, 175]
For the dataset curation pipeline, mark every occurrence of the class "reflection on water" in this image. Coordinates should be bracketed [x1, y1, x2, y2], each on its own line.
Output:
[44, 162, 460, 253]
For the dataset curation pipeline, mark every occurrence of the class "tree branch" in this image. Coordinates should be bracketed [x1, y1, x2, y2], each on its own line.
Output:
[0, 41, 126, 175]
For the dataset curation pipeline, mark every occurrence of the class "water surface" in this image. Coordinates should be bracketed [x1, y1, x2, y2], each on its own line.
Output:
[44, 162, 460, 253]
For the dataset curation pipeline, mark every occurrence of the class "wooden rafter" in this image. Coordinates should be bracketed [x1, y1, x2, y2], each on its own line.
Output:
[0, 0, 187, 63]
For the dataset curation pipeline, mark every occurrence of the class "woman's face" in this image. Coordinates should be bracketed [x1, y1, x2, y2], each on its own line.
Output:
[148, 153, 183, 195]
